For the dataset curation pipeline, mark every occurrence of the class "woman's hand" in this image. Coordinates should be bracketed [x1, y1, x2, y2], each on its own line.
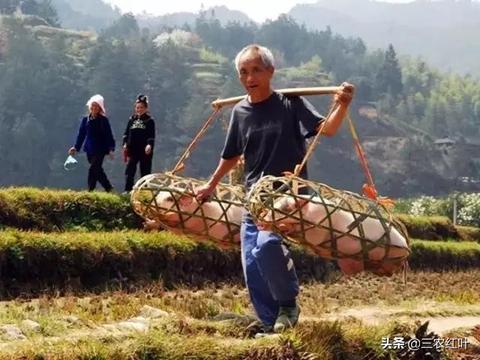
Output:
[68, 147, 77, 156]
[145, 144, 152, 155]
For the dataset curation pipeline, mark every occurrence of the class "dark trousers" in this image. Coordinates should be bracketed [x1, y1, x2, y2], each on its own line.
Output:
[87, 153, 113, 192]
[241, 212, 299, 326]
[125, 153, 152, 191]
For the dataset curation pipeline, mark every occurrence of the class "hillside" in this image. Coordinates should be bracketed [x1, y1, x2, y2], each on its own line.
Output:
[2, 9, 480, 196]
[137, 5, 254, 33]
[42, 0, 480, 75]
[51, 0, 120, 30]
[289, 0, 480, 76]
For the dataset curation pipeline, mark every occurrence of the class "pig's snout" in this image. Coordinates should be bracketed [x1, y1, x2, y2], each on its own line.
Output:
[160, 211, 180, 226]
[277, 222, 296, 234]
[257, 221, 294, 234]
[257, 221, 274, 231]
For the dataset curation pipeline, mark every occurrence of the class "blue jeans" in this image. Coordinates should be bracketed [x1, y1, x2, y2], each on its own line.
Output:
[241, 212, 299, 327]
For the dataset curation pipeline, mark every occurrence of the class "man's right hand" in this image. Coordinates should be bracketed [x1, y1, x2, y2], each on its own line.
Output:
[68, 147, 77, 156]
[195, 182, 216, 202]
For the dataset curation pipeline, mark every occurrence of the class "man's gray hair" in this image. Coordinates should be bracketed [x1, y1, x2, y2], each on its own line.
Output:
[234, 44, 275, 73]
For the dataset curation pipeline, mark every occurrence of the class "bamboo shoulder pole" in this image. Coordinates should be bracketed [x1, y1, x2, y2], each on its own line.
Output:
[211, 86, 342, 109]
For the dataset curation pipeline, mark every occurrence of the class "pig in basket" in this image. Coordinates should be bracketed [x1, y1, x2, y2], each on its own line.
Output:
[247, 175, 411, 276]
[130, 172, 245, 249]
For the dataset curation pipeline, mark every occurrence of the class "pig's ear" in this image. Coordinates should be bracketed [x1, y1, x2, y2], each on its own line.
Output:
[278, 198, 298, 213]
[185, 182, 195, 195]
[179, 194, 194, 207]
[293, 198, 309, 210]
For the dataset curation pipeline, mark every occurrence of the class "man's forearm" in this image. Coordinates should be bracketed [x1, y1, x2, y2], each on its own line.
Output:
[208, 156, 241, 186]
[322, 104, 349, 137]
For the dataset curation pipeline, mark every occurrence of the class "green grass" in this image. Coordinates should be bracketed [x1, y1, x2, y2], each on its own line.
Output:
[0, 228, 479, 297]
[457, 225, 480, 242]
[396, 214, 459, 240]
[0, 187, 142, 231]
[0, 229, 244, 297]
[1, 187, 479, 243]
[409, 239, 480, 270]
[0, 228, 332, 297]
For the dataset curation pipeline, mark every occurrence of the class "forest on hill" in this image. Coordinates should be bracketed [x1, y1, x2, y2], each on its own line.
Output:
[1, 0, 480, 196]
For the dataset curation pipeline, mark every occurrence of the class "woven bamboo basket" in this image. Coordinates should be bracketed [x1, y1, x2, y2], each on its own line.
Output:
[247, 175, 410, 274]
[131, 172, 245, 249]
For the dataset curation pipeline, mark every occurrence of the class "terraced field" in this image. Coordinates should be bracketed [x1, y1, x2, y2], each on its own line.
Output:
[0, 188, 479, 359]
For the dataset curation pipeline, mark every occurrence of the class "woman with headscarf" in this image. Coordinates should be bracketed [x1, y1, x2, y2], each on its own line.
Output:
[123, 94, 156, 192]
[68, 94, 115, 192]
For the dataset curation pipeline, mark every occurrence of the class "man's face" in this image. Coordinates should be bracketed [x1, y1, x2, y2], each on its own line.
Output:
[237, 50, 274, 100]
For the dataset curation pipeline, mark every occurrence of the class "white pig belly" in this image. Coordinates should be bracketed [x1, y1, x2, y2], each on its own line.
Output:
[301, 209, 362, 258]
[360, 217, 407, 248]
[301, 204, 407, 261]
[186, 204, 242, 241]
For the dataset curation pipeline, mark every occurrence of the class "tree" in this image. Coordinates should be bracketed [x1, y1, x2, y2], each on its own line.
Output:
[256, 15, 312, 66]
[0, 0, 59, 26]
[101, 13, 139, 39]
[37, 0, 60, 27]
[376, 44, 403, 97]
[0, 0, 19, 14]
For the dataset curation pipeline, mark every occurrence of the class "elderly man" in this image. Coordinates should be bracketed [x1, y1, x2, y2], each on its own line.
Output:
[196, 44, 354, 335]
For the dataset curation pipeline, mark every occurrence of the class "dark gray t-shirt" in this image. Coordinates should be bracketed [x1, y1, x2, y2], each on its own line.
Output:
[221, 91, 325, 189]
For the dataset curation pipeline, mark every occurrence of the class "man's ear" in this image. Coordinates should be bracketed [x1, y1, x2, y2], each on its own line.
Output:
[267, 65, 275, 79]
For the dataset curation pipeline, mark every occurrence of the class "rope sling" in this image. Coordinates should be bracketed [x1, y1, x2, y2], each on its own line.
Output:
[130, 86, 410, 274]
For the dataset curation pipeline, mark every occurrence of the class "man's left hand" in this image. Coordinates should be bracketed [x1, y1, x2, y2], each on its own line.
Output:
[335, 82, 355, 107]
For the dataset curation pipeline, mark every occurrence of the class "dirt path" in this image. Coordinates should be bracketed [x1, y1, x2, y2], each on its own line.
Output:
[422, 317, 480, 336]
[319, 305, 480, 336]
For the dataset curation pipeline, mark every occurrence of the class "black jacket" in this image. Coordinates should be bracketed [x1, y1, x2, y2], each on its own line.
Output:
[75, 115, 115, 155]
[123, 113, 155, 155]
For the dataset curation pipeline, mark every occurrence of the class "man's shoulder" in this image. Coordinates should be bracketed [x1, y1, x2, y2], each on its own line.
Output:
[231, 98, 252, 120]
[233, 97, 251, 111]
[270, 91, 303, 108]
[279, 92, 303, 106]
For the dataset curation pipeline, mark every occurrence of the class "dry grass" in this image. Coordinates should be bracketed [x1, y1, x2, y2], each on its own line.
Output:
[0, 270, 476, 358]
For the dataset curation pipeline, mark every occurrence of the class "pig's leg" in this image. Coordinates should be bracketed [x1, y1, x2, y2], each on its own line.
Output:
[143, 219, 162, 231]
[337, 258, 364, 275]
[370, 260, 404, 277]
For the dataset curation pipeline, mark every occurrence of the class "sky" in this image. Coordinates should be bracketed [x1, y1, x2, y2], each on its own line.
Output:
[105, 0, 415, 23]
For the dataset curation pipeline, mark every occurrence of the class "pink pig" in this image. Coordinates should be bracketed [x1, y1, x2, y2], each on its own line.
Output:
[144, 187, 243, 248]
[260, 195, 409, 276]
